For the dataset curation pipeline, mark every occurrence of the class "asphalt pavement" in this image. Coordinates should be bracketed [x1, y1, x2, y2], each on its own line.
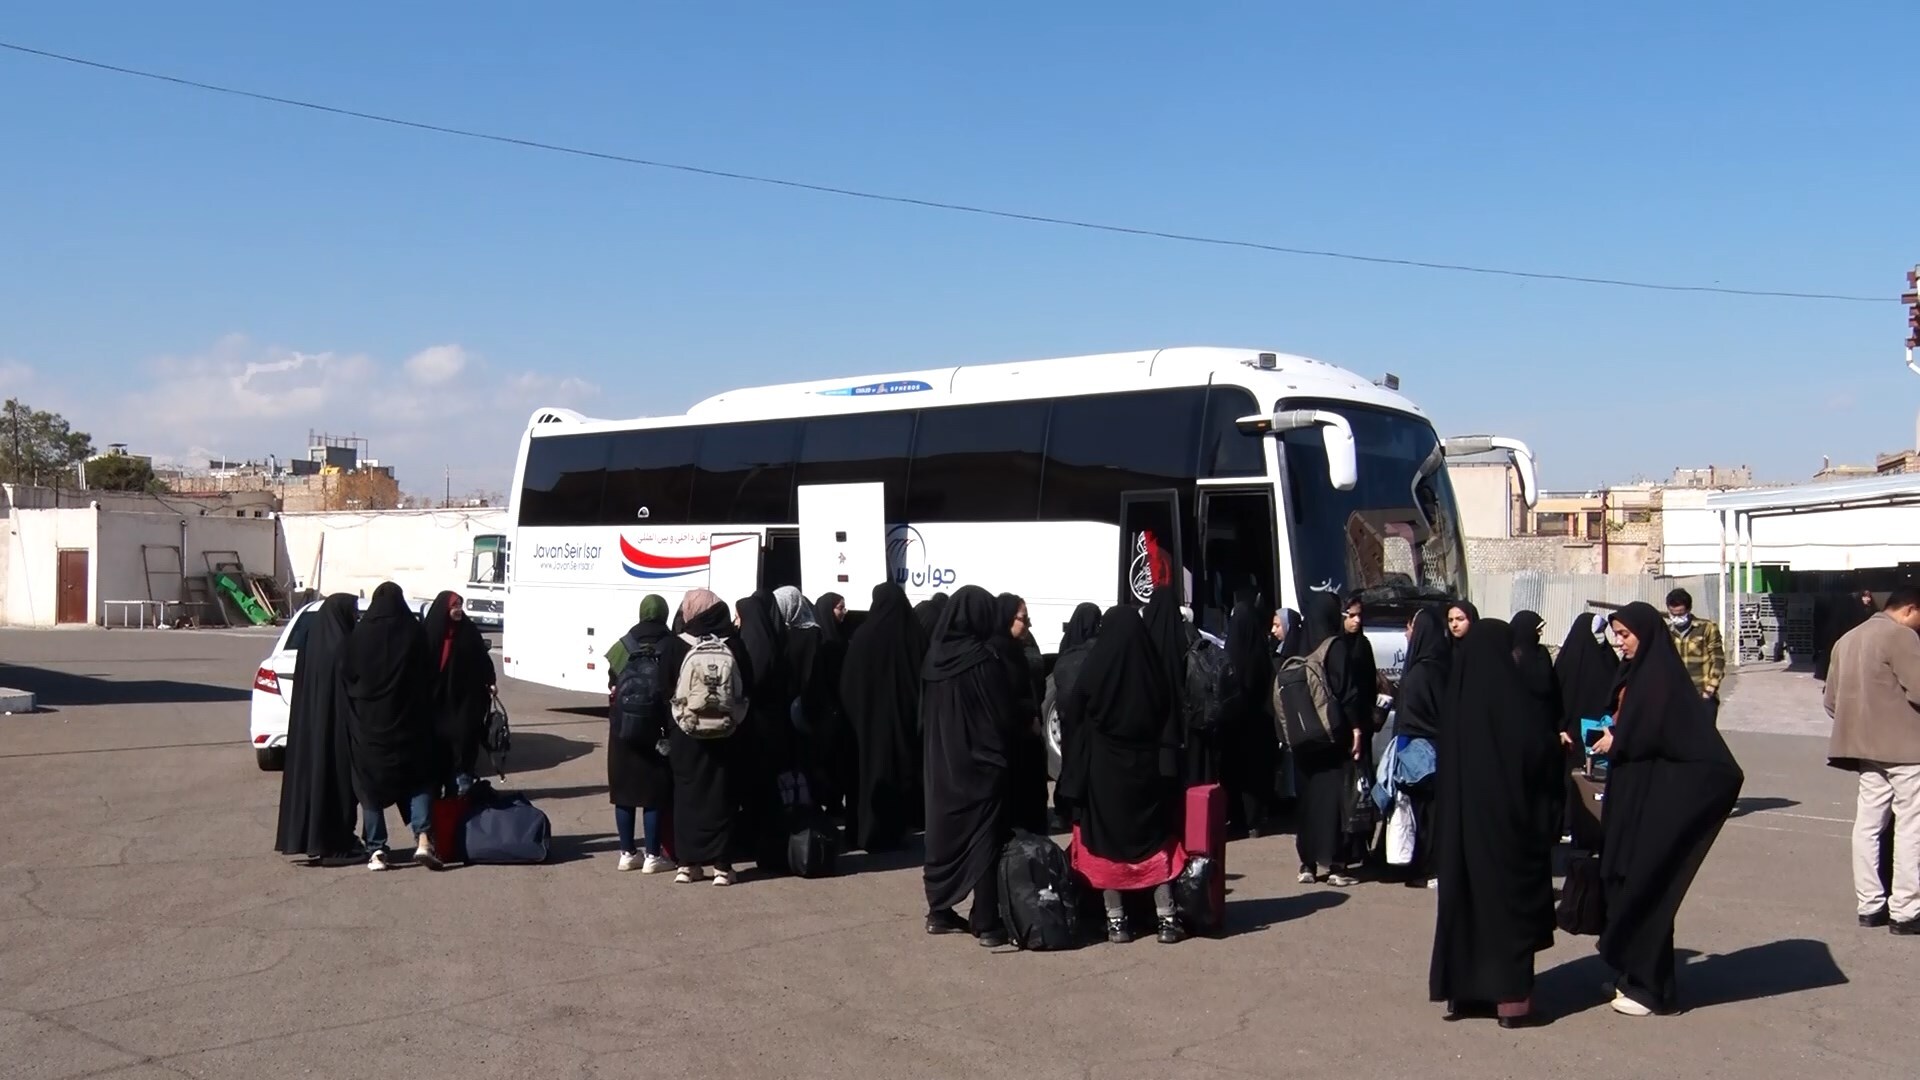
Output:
[0, 627, 1913, 1080]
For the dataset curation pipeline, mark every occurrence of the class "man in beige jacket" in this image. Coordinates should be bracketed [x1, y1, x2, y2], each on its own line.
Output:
[1824, 586, 1920, 934]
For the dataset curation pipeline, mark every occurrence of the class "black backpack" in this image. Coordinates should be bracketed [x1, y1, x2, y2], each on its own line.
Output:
[996, 830, 1080, 951]
[1183, 638, 1232, 734]
[612, 639, 667, 749]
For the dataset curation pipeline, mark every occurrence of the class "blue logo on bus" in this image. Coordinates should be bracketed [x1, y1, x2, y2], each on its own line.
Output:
[886, 524, 958, 590]
[817, 380, 932, 398]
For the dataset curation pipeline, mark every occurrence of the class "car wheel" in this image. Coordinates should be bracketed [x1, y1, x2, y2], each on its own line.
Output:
[1045, 702, 1062, 779]
[256, 747, 285, 772]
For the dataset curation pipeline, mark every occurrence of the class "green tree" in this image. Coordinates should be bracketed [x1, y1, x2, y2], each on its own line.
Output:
[85, 452, 167, 493]
[0, 399, 93, 487]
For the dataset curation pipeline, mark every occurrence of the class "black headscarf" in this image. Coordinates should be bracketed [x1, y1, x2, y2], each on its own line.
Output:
[1060, 603, 1102, 653]
[995, 593, 1040, 719]
[1394, 606, 1450, 740]
[920, 584, 1019, 915]
[1598, 601, 1745, 1011]
[1447, 601, 1480, 637]
[815, 592, 847, 648]
[1055, 606, 1180, 862]
[921, 586, 1000, 681]
[1507, 610, 1559, 737]
[840, 583, 926, 852]
[421, 590, 495, 781]
[1306, 592, 1374, 735]
[914, 591, 952, 637]
[1139, 587, 1189, 698]
[274, 593, 361, 859]
[1225, 598, 1275, 704]
[340, 582, 433, 808]
[1554, 613, 1619, 740]
[1429, 619, 1560, 1006]
[735, 592, 787, 700]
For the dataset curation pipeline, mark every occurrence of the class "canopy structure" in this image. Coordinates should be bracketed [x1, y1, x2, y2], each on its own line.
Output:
[1704, 474, 1920, 666]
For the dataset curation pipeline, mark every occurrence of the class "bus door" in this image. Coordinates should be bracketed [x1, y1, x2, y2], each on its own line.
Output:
[797, 482, 888, 603]
[763, 529, 802, 593]
[708, 532, 762, 604]
[1119, 489, 1184, 608]
[1196, 487, 1279, 636]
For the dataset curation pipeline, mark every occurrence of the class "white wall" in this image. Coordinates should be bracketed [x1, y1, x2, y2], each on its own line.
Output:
[90, 510, 282, 620]
[1662, 487, 1920, 574]
[3, 507, 98, 627]
[280, 508, 507, 601]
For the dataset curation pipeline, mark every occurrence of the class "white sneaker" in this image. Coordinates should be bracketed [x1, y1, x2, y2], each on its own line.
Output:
[641, 854, 676, 875]
[675, 865, 701, 884]
[617, 852, 640, 873]
[1612, 990, 1653, 1017]
[1326, 873, 1360, 888]
[711, 867, 735, 888]
[1427, 878, 1439, 890]
[1297, 870, 1317, 885]
[367, 849, 389, 872]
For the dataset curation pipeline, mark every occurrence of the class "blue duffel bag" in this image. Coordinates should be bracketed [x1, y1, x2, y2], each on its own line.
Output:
[462, 783, 551, 865]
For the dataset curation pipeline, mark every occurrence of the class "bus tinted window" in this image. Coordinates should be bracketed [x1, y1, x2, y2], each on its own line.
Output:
[1041, 388, 1206, 521]
[798, 412, 914, 521]
[603, 427, 698, 525]
[907, 401, 1048, 522]
[1200, 387, 1266, 477]
[689, 421, 801, 525]
[519, 433, 610, 527]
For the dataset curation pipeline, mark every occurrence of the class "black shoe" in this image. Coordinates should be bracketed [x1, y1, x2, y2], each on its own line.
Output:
[1106, 917, 1133, 945]
[1045, 809, 1071, 834]
[976, 930, 1009, 948]
[1443, 1002, 1495, 1023]
[1156, 915, 1187, 944]
[1498, 1013, 1545, 1030]
[1861, 908, 1890, 928]
[925, 909, 969, 935]
[1891, 916, 1920, 936]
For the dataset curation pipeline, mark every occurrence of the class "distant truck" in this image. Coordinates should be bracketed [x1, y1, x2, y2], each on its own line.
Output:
[464, 534, 509, 630]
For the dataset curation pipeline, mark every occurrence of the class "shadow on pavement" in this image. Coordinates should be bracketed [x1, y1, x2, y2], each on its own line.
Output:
[1729, 795, 1802, 819]
[0, 663, 249, 707]
[497, 731, 595, 775]
[1224, 890, 1347, 936]
[1537, 938, 1847, 1017]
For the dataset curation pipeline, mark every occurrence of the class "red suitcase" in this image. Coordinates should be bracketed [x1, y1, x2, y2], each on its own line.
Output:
[430, 794, 470, 864]
[1182, 783, 1227, 936]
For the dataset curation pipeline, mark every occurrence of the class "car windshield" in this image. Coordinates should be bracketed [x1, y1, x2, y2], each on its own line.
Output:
[1279, 402, 1467, 612]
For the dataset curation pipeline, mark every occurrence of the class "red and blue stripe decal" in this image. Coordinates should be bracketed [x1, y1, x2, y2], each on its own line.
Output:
[620, 535, 753, 580]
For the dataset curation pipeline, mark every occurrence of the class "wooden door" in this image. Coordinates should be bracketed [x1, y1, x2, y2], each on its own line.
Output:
[56, 549, 89, 625]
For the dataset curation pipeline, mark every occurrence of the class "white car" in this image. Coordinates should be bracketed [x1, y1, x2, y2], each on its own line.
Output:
[249, 594, 433, 771]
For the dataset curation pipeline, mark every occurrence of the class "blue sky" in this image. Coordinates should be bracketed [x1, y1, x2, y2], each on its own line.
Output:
[1, 2, 1914, 494]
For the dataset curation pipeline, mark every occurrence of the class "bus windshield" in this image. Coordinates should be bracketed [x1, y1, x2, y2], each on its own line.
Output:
[1280, 403, 1466, 611]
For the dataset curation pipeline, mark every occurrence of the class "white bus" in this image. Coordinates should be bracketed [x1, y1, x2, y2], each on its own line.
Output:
[501, 345, 1536, 697]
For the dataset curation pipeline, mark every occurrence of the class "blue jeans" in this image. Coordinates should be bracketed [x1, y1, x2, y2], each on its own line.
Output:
[362, 793, 432, 851]
[614, 806, 663, 857]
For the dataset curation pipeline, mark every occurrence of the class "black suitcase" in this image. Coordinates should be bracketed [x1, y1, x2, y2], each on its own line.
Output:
[786, 818, 839, 879]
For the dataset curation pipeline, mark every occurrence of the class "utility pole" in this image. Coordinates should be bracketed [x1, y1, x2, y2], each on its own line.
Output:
[444, 466, 451, 509]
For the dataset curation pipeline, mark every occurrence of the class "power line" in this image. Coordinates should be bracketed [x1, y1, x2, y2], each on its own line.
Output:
[0, 38, 1896, 305]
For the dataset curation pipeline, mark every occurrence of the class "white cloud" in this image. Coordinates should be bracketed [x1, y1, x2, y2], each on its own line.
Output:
[405, 344, 470, 386]
[51, 335, 599, 493]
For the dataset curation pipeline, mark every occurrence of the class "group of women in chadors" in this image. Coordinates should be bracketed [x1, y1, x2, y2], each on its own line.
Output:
[274, 572, 1749, 1021]
[274, 584, 495, 871]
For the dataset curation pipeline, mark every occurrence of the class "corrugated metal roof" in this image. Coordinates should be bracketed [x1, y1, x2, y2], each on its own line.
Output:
[1702, 472, 1920, 513]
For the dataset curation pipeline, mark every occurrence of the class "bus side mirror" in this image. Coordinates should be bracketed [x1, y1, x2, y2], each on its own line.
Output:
[1443, 435, 1538, 509]
[1241, 409, 1359, 492]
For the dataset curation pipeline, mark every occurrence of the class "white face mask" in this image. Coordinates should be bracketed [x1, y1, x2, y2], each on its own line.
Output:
[1669, 614, 1692, 630]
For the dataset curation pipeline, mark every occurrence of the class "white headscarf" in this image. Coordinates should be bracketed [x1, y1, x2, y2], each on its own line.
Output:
[773, 585, 818, 630]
